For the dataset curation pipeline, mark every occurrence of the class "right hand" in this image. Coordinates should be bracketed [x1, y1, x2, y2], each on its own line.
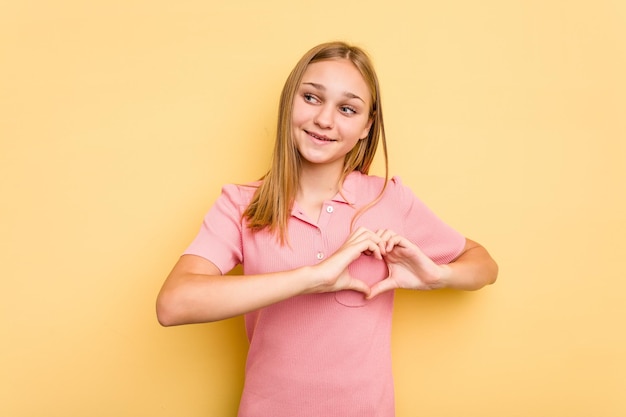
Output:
[308, 227, 383, 296]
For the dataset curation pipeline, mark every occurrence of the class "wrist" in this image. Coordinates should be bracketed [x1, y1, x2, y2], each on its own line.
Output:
[434, 264, 453, 289]
[298, 265, 325, 295]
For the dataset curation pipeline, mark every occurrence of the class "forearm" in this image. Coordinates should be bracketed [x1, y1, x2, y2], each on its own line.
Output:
[157, 265, 318, 326]
[440, 241, 498, 291]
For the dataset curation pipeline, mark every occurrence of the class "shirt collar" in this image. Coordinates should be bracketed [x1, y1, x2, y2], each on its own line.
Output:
[331, 171, 360, 205]
[290, 171, 361, 219]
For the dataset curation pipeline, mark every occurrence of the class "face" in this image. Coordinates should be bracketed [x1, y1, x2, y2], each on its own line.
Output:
[292, 59, 373, 171]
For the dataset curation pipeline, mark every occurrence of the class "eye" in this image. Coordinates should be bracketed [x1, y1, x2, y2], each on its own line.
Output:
[340, 105, 357, 115]
[303, 93, 320, 104]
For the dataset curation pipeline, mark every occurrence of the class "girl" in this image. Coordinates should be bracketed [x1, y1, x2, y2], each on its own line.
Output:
[157, 41, 498, 417]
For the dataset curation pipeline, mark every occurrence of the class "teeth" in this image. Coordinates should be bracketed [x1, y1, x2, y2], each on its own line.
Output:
[310, 132, 334, 141]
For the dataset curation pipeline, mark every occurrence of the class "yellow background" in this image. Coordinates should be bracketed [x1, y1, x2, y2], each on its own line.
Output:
[1, 1, 625, 416]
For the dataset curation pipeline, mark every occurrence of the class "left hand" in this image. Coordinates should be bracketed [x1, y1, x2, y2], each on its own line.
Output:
[367, 229, 450, 299]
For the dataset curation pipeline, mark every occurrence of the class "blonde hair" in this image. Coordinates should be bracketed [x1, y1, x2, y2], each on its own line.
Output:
[243, 41, 389, 243]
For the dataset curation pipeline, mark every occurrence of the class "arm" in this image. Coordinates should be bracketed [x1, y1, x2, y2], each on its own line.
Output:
[439, 238, 499, 290]
[156, 227, 384, 326]
[156, 255, 315, 326]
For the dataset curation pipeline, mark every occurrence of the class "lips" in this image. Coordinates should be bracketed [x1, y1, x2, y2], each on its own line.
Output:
[306, 130, 336, 142]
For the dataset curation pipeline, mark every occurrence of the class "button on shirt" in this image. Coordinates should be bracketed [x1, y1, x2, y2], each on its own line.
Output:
[184, 171, 465, 417]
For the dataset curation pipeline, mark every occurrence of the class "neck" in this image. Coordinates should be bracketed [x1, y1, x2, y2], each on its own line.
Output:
[298, 161, 344, 202]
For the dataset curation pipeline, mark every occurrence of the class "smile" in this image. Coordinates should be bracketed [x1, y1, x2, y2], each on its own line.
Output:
[306, 130, 337, 142]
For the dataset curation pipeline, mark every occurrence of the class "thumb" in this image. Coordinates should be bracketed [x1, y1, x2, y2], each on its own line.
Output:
[367, 277, 398, 300]
[345, 277, 372, 297]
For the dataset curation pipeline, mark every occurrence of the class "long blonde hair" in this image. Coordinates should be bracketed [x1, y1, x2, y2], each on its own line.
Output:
[243, 41, 389, 243]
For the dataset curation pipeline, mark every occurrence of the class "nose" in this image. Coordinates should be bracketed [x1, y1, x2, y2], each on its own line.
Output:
[314, 104, 334, 129]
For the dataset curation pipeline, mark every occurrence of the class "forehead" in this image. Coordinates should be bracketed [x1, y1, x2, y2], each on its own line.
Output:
[301, 59, 371, 100]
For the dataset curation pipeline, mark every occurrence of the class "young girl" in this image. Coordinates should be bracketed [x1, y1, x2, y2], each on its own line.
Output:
[157, 41, 498, 417]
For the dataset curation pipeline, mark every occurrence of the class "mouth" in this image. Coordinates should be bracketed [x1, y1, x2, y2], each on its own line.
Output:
[306, 130, 336, 142]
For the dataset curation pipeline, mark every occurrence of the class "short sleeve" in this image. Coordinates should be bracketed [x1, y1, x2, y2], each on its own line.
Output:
[391, 177, 466, 264]
[182, 184, 248, 274]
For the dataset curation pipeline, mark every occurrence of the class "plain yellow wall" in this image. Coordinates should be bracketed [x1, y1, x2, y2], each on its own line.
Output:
[1, 1, 625, 416]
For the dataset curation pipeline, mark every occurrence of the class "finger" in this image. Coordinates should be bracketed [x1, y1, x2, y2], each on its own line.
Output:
[346, 278, 372, 297]
[374, 229, 389, 254]
[367, 277, 398, 299]
[361, 239, 383, 260]
[385, 235, 405, 253]
[349, 226, 374, 241]
[348, 227, 380, 246]
[349, 232, 384, 259]
[376, 229, 399, 253]
[338, 236, 382, 261]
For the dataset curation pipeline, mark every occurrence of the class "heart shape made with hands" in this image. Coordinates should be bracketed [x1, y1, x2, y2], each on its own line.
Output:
[334, 237, 444, 307]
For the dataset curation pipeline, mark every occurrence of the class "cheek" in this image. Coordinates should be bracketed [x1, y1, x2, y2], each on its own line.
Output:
[340, 118, 370, 139]
[291, 101, 310, 126]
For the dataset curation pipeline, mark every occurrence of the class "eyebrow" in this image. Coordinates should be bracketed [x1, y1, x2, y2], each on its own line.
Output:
[302, 82, 365, 103]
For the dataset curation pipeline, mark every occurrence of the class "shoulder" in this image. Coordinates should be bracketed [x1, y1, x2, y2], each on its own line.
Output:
[219, 181, 261, 207]
[344, 171, 418, 208]
[350, 172, 414, 201]
[379, 176, 423, 212]
[349, 171, 409, 189]
[346, 171, 386, 198]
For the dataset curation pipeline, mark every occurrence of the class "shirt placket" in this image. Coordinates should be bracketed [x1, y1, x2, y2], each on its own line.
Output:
[314, 202, 335, 263]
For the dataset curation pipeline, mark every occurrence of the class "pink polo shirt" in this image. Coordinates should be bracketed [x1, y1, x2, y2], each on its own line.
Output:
[184, 171, 465, 417]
